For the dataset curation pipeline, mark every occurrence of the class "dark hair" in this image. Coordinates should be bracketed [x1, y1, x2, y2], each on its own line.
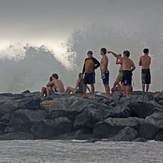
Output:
[143, 48, 149, 54]
[123, 50, 130, 57]
[49, 76, 53, 81]
[101, 48, 107, 55]
[78, 73, 83, 78]
[87, 51, 93, 55]
[52, 73, 59, 79]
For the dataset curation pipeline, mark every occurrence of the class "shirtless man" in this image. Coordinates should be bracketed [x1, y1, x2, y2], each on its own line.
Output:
[139, 48, 151, 92]
[82, 51, 100, 94]
[100, 48, 110, 96]
[46, 73, 65, 96]
[108, 50, 136, 96]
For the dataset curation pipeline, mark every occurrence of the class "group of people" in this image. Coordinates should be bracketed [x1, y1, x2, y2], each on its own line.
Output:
[41, 48, 151, 97]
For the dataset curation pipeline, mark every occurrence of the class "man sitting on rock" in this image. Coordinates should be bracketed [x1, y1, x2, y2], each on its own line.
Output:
[46, 73, 65, 96]
[66, 73, 90, 94]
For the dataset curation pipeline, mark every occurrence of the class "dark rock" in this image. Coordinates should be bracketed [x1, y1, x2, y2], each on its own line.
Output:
[14, 109, 47, 123]
[4, 112, 31, 133]
[31, 117, 72, 139]
[74, 105, 110, 129]
[134, 137, 147, 142]
[110, 127, 138, 141]
[128, 102, 156, 118]
[22, 90, 31, 94]
[155, 129, 163, 141]
[138, 121, 159, 139]
[0, 132, 34, 140]
[30, 121, 55, 139]
[145, 112, 163, 129]
[93, 117, 143, 138]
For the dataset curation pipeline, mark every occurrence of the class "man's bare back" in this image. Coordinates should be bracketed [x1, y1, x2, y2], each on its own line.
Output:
[139, 55, 151, 69]
[54, 79, 65, 92]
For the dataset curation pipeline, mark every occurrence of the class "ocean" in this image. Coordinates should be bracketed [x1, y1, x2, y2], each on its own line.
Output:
[0, 140, 162, 163]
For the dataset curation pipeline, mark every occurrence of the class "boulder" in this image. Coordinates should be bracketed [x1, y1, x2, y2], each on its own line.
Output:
[145, 112, 163, 128]
[74, 105, 110, 129]
[93, 117, 143, 138]
[4, 112, 31, 133]
[31, 117, 72, 139]
[128, 102, 156, 118]
[138, 121, 159, 139]
[0, 132, 34, 140]
[155, 129, 163, 141]
[14, 109, 47, 123]
[110, 127, 138, 141]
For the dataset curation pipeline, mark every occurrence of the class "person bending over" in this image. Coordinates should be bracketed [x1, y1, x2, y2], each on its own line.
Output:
[139, 48, 151, 92]
[66, 73, 90, 94]
[82, 51, 100, 95]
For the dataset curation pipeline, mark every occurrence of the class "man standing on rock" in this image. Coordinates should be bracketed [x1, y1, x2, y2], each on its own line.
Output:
[139, 48, 151, 92]
[108, 50, 136, 96]
[82, 51, 100, 95]
[100, 48, 110, 96]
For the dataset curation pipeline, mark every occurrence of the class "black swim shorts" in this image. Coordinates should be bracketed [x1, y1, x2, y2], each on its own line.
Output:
[122, 70, 132, 86]
[141, 69, 151, 84]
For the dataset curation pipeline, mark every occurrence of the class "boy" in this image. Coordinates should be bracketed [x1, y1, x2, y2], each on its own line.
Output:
[100, 48, 110, 96]
[82, 51, 100, 94]
[109, 50, 135, 96]
[139, 48, 151, 92]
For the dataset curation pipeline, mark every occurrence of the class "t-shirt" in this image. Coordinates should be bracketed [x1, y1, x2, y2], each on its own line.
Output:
[82, 57, 100, 73]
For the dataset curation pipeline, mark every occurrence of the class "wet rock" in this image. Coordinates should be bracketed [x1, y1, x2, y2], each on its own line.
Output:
[110, 127, 138, 141]
[0, 132, 34, 140]
[93, 117, 143, 138]
[74, 106, 109, 129]
[31, 117, 72, 139]
[138, 121, 159, 139]
[145, 112, 163, 128]
[155, 129, 163, 141]
[134, 137, 147, 142]
[128, 102, 156, 118]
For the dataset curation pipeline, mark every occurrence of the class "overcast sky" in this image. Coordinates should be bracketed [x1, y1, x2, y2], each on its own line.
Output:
[0, 0, 163, 92]
[0, 0, 162, 45]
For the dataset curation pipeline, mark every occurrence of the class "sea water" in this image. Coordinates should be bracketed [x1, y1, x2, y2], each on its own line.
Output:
[0, 140, 162, 163]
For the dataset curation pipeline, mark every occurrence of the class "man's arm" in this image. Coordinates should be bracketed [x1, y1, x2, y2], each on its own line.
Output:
[149, 56, 151, 66]
[93, 58, 100, 69]
[139, 57, 142, 66]
[108, 50, 119, 58]
[47, 81, 54, 87]
[131, 60, 136, 72]
[82, 59, 86, 74]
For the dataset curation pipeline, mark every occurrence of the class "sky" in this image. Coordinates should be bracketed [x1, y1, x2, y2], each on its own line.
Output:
[0, 0, 163, 92]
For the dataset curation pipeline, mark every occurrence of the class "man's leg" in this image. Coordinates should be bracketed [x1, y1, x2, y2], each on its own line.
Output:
[90, 84, 95, 94]
[46, 87, 51, 96]
[142, 83, 145, 92]
[146, 84, 150, 92]
[126, 85, 131, 96]
[104, 84, 110, 96]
